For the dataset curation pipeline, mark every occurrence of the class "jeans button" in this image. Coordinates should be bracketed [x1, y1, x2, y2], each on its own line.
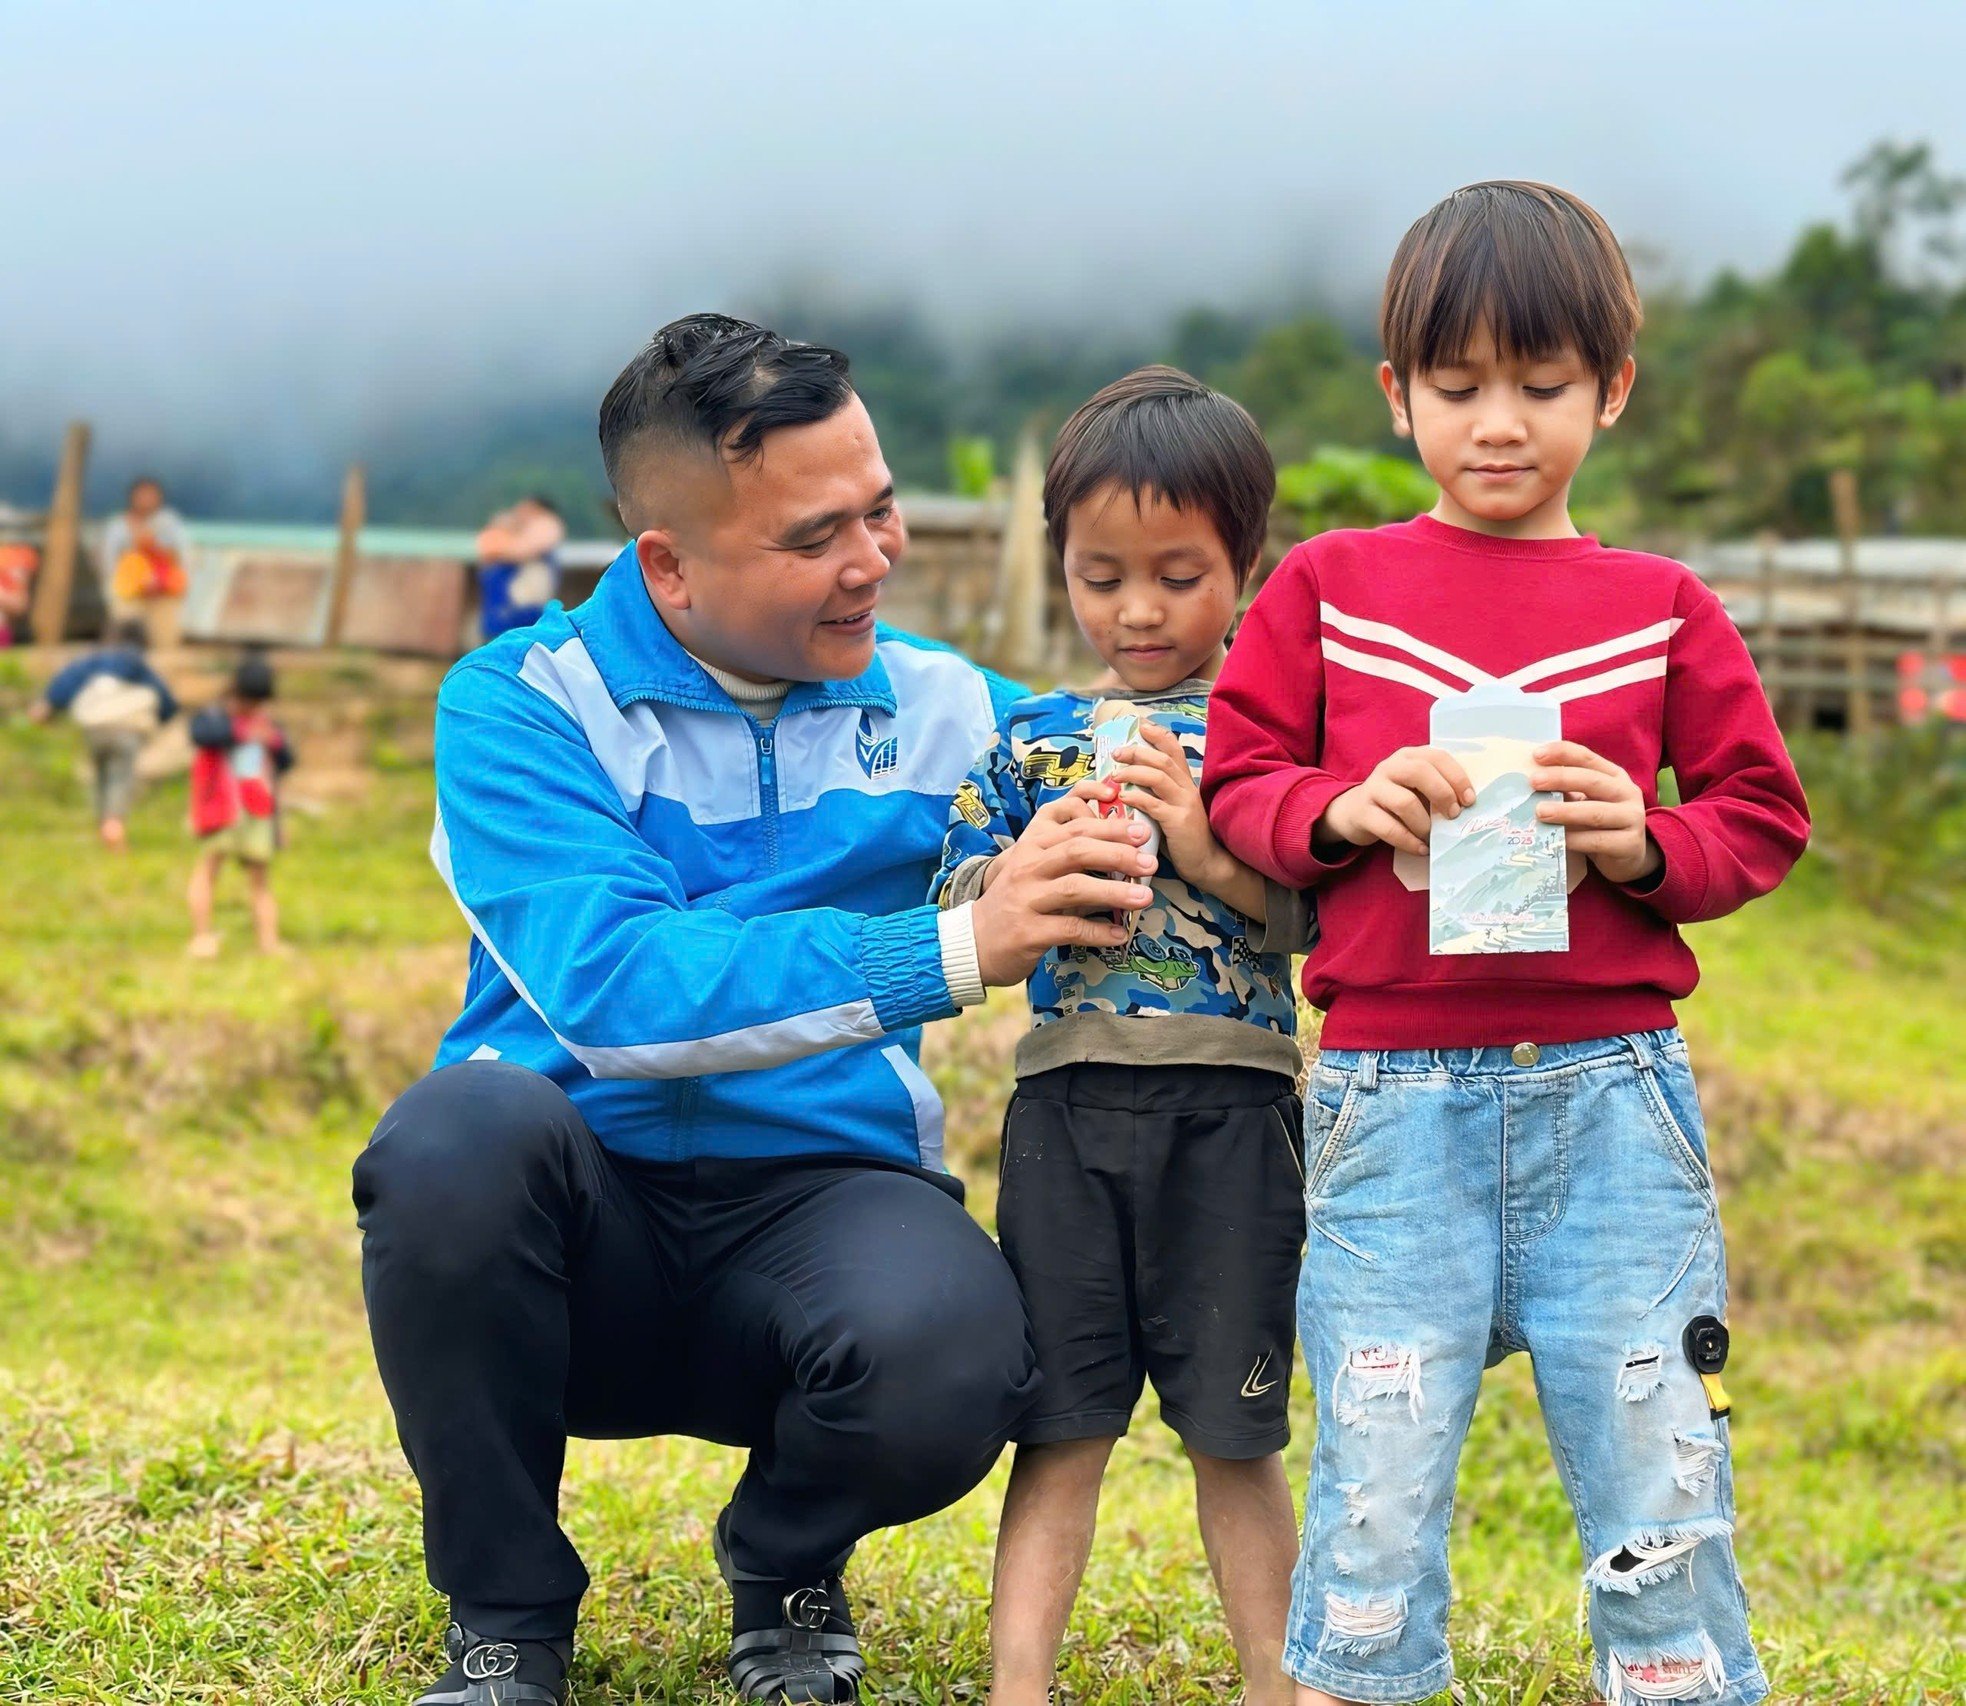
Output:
[1511, 1041, 1541, 1067]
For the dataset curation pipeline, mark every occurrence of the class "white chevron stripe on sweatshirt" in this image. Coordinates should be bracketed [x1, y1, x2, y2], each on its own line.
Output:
[1503, 618, 1684, 690]
[1318, 602, 1494, 687]
[1319, 605, 1682, 706]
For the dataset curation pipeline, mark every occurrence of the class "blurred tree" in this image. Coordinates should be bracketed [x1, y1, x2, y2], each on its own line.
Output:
[946, 436, 997, 498]
[1228, 317, 1394, 463]
[1274, 447, 1435, 533]
[1166, 306, 1264, 383]
[1842, 140, 1966, 279]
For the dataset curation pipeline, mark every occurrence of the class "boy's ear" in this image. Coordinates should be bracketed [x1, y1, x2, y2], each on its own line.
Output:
[635, 529, 691, 612]
[1378, 362, 1413, 438]
[1597, 356, 1638, 429]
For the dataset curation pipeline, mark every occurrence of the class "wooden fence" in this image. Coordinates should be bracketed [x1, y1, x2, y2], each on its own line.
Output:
[1685, 534, 1963, 733]
[7, 439, 1961, 731]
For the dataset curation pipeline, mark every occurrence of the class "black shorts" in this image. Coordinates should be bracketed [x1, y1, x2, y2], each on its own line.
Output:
[996, 1062, 1305, 1458]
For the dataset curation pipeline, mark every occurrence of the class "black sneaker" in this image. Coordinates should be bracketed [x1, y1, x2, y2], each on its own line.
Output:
[713, 1509, 865, 1703]
[411, 1622, 571, 1704]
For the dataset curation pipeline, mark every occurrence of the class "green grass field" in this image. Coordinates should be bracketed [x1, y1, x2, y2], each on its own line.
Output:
[0, 713, 1960, 1704]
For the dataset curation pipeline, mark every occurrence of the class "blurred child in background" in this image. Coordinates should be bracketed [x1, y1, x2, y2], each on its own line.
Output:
[187, 652, 293, 957]
[28, 617, 178, 849]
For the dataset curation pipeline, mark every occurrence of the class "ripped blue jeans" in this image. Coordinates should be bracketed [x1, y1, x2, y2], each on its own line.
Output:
[1287, 1030, 1767, 1705]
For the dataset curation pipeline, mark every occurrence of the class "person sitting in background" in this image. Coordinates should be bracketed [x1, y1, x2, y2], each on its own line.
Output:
[102, 476, 192, 648]
[187, 652, 293, 958]
[474, 494, 567, 637]
[29, 617, 179, 849]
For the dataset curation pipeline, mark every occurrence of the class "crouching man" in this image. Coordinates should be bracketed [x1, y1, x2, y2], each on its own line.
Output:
[355, 315, 1162, 1705]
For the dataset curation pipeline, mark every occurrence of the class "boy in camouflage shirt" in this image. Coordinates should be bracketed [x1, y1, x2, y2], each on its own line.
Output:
[933, 368, 1313, 1706]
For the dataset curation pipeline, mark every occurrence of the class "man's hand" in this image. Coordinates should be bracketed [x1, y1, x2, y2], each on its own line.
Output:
[25, 700, 52, 725]
[971, 782, 1156, 987]
[1316, 746, 1476, 857]
[1530, 741, 1660, 885]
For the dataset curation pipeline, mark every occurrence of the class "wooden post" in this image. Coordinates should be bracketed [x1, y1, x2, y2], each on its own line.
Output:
[996, 426, 1046, 677]
[30, 421, 90, 645]
[1828, 468, 1868, 738]
[1754, 528, 1783, 725]
[325, 463, 365, 645]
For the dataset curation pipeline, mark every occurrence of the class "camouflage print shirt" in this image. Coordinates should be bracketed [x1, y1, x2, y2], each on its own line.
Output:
[932, 679, 1317, 1080]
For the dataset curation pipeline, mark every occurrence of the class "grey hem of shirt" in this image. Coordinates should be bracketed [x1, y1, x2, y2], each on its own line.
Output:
[940, 853, 995, 909]
[1013, 1011, 1303, 1081]
[1250, 877, 1317, 954]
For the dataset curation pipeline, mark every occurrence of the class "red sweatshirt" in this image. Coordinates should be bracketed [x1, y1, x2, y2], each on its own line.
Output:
[1201, 515, 1810, 1048]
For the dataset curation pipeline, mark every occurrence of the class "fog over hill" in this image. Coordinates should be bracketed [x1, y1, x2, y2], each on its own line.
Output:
[5, 1, 1963, 523]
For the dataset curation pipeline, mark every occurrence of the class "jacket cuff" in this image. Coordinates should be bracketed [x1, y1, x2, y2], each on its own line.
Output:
[936, 901, 987, 1009]
[861, 906, 960, 1033]
[1272, 772, 1367, 888]
[1623, 807, 1710, 922]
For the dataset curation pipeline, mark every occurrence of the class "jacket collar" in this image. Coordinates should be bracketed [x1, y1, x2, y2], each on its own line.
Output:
[568, 544, 896, 717]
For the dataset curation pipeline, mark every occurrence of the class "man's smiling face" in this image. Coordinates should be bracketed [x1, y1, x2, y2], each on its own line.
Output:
[632, 393, 906, 683]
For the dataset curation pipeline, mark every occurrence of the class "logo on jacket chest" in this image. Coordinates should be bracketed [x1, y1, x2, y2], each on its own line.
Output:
[856, 711, 899, 778]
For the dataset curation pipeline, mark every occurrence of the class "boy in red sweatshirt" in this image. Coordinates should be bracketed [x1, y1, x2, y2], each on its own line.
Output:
[1202, 183, 1807, 1706]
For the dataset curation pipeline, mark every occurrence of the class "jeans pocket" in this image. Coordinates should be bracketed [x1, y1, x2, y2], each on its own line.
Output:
[1634, 1055, 1715, 1197]
[1304, 1070, 1362, 1197]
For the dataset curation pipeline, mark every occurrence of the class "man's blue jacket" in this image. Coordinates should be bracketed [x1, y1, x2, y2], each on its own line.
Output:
[430, 544, 1021, 1167]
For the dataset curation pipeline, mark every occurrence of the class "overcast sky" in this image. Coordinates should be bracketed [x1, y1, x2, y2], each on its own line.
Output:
[5, 0, 1965, 473]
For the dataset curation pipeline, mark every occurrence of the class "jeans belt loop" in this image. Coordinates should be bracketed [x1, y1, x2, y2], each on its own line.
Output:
[1624, 1031, 1657, 1073]
[1359, 1051, 1380, 1092]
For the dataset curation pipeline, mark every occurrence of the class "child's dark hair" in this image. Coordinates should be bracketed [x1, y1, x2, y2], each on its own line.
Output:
[231, 651, 275, 703]
[1043, 366, 1275, 582]
[1380, 181, 1641, 398]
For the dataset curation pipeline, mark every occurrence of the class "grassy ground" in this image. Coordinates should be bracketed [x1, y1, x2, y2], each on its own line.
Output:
[0, 710, 1960, 1704]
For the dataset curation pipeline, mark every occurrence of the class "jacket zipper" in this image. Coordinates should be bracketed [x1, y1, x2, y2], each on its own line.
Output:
[754, 720, 781, 871]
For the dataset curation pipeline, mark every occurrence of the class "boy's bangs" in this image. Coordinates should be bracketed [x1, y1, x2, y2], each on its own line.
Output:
[1043, 370, 1276, 576]
[1414, 230, 1602, 376]
[1383, 181, 1641, 387]
[1090, 413, 1210, 526]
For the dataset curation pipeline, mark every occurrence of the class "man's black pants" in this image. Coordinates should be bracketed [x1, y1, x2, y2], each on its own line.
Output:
[353, 1060, 1040, 1641]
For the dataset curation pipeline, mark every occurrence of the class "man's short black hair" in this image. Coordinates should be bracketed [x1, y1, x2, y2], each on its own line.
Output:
[597, 313, 855, 511]
[128, 475, 163, 501]
[1043, 366, 1276, 582]
[525, 494, 561, 518]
